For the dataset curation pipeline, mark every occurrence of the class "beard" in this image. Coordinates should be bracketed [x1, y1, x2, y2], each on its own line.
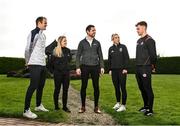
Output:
[137, 32, 142, 36]
[90, 33, 95, 38]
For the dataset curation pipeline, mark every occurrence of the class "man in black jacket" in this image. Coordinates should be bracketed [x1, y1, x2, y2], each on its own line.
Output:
[76, 25, 104, 114]
[135, 21, 157, 116]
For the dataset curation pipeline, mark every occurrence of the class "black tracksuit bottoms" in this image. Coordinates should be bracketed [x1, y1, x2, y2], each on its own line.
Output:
[135, 65, 154, 111]
[111, 69, 127, 105]
[80, 65, 100, 107]
[24, 65, 46, 111]
[53, 70, 70, 109]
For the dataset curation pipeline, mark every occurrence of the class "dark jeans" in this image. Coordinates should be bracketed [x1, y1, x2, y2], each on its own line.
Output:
[135, 65, 154, 111]
[53, 70, 70, 109]
[80, 65, 100, 107]
[111, 69, 127, 105]
[24, 65, 46, 111]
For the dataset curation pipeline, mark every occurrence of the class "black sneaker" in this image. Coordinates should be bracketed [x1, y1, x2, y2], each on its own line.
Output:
[138, 107, 148, 113]
[144, 109, 153, 116]
[63, 107, 71, 113]
[55, 107, 60, 111]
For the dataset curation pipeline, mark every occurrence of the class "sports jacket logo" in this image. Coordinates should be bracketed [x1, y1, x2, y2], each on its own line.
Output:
[119, 48, 122, 52]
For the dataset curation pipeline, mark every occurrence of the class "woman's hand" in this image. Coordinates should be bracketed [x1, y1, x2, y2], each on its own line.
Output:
[100, 68, 104, 76]
[109, 70, 112, 75]
[76, 68, 81, 75]
[122, 69, 128, 74]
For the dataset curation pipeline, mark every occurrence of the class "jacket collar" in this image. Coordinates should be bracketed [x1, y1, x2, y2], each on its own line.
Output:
[113, 43, 120, 47]
[84, 37, 96, 44]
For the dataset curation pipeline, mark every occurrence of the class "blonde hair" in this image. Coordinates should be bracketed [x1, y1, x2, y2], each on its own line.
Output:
[54, 36, 66, 57]
[111, 33, 120, 41]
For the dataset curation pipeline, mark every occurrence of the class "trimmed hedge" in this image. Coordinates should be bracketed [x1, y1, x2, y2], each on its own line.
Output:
[104, 57, 180, 74]
[156, 57, 180, 74]
[0, 57, 180, 74]
[0, 57, 25, 74]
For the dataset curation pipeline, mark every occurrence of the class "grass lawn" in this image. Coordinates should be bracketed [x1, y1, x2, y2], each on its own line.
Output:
[0, 74, 180, 125]
[0, 75, 68, 123]
[71, 74, 180, 125]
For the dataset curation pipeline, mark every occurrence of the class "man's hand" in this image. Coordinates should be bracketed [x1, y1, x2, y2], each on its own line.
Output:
[109, 70, 112, 75]
[25, 64, 28, 69]
[100, 68, 104, 76]
[76, 68, 81, 75]
[122, 69, 128, 74]
[152, 64, 156, 73]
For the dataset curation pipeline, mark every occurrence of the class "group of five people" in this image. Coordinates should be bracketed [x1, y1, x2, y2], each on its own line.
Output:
[23, 16, 157, 119]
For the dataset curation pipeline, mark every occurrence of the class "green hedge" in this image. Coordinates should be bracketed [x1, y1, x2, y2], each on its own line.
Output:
[105, 57, 180, 74]
[0, 57, 180, 74]
[0, 57, 25, 74]
[156, 57, 180, 74]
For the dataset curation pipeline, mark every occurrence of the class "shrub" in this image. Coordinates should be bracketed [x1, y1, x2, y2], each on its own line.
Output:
[0, 57, 25, 74]
[0, 57, 180, 74]
[104, 57, 180, 74]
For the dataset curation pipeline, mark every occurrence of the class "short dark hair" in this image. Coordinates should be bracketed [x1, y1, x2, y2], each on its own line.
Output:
[36, 16, 46, 26]
[86, 25, 95, 32]
[135, 21, 147, 28]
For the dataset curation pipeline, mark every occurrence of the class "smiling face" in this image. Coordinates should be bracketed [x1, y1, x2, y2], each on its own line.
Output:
[60, 37, 67, 48]
[38, 18, 47, 30]
[112, 34, 120, 45]
[87, 27, 96, 38]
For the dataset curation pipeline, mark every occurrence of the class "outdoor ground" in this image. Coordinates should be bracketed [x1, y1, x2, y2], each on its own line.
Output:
[0, 74, 180, 125]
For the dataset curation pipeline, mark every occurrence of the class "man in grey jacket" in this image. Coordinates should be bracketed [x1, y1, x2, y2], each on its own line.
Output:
[23, 16, 49, 119]
[76, 25, 104, 114]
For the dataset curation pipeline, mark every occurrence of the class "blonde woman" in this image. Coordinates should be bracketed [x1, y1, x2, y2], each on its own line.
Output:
[108, 33, 129, 112]
[48, 36, 72, 112]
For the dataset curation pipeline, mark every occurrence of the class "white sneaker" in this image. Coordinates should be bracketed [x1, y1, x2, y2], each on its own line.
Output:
[35, 104, 49, 112]
[23, 109, 37, 119]
[116, 105, 126, 112]
[113, 103, 121, 110]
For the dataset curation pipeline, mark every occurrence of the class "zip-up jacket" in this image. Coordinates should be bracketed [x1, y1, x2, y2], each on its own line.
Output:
[76, 38, 104, 68]
[136, 34, 157, 66]
[25, 27, 46, 66]
[53, 47, 72, 71]
[108, 43, 129, 71]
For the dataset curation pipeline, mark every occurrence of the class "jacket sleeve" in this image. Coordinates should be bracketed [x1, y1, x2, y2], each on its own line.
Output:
[98, 43, 104, 68]
[146, 39, 157, 65]
[45, 40, 57, 55]
[76, 42, 83, 69]
[68, 49, 72, 62]
[24, 33, 31, 64]
[107, 48, 112, 71]
[123, 45, 130, 69]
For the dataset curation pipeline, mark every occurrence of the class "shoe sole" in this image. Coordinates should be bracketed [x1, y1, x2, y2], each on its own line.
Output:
[139, 109, 147, 113]
[63, 110, 71, 113]
[78, 110, 85, 113]
[79, 108, 86, 113]
[116, 109, 126, 112]
[23, 114, 37, 119]
[34, 109, 49, 112]
[113, 107, 120, 110]
[94, 111, 101, 114]
[145, 113, 153, 116]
